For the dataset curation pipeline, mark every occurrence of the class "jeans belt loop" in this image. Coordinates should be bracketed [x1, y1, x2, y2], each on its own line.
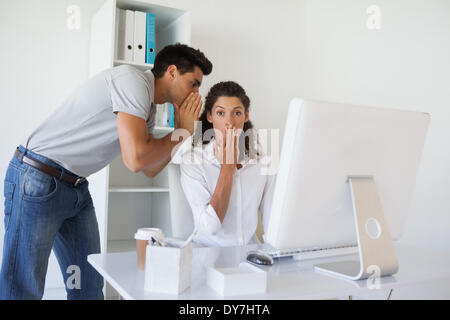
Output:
[59, 167, 66, 181]
[18, 148, 26, 163]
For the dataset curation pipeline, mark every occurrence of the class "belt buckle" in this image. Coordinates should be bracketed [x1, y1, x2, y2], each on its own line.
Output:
[74, 177, 86, 187]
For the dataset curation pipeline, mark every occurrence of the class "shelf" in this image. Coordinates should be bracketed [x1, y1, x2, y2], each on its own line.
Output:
[116, 0, 187, 33]
[113, 59, 153, 71]
[154, 126, 174, 133]
[153, 126, 174, 138]
[109, 186, 169, 193]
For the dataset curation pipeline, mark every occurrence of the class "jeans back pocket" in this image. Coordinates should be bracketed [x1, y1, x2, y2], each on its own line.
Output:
[3, 180, 15, 230]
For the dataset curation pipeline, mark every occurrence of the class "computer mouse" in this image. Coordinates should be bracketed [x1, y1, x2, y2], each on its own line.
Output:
[246, 250, 274, 266]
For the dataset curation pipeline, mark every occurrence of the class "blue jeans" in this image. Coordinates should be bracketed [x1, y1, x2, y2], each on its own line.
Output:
[0, 146, 104, 300]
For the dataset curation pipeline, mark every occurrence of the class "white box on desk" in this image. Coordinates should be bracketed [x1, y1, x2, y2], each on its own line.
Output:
[206, 262, 267, 296]
[144, 243, 193, 294]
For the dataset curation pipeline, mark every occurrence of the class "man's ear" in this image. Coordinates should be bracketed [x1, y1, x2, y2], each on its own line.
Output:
[166, 64, 178, 80]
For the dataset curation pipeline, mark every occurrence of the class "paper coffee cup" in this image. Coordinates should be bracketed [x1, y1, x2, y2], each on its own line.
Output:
[135, 228, 164, 242]
[135, 228, 164, 269]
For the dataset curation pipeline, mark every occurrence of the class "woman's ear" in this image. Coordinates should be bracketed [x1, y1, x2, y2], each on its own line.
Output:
[244, 109, 250, 123]
[206, 111, 213, 123]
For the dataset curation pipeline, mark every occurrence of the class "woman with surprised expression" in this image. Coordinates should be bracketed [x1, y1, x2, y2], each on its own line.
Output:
[179, 81, 276, 247]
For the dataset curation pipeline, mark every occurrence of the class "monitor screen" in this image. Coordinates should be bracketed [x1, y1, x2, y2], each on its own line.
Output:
[265, 98, 430, 250]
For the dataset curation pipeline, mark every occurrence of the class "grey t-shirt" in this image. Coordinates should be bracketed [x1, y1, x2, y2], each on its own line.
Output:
[23, 65, 156, 177]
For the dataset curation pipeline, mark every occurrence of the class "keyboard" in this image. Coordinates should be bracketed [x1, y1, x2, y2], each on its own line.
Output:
[261, 244, 359, 261]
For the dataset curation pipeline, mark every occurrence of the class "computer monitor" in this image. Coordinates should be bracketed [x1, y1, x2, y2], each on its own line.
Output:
[265, 98, 430, 280]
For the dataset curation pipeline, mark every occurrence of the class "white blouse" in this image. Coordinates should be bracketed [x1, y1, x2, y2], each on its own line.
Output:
[177, 138, 277, 247]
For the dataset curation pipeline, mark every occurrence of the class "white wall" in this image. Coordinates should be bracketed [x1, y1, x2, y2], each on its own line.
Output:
[148, 0, 306, 135]
[302, 0, 450, 299]
[137, 0, 450, 299]
[1, 0, 449, 299]
[302, 0, 450, 254]
[0, 0, 104, 291]
[0, 0, 306, 297]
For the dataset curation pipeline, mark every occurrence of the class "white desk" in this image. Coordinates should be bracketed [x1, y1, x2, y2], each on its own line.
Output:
[88, 243, 450, 300]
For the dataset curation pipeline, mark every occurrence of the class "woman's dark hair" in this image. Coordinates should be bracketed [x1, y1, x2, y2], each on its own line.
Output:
[194, 81, 258, 158]
[152, 43, 212, 78]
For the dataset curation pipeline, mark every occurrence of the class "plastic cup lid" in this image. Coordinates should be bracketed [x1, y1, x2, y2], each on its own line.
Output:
[134, 228, 164, 240]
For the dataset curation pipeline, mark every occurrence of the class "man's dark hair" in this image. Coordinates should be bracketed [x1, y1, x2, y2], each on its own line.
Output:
[152, 43, 213, 78]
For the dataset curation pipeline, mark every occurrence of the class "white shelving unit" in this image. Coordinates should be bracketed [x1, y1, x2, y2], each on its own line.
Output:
[88, 0, 190, 299]
[88, 0, 190, 257]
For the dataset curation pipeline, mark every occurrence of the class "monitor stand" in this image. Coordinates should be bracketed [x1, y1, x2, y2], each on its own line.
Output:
[314, 176, 399, 280]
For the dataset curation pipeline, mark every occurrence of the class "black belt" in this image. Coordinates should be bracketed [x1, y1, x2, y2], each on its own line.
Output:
[14, 149, 86, 187]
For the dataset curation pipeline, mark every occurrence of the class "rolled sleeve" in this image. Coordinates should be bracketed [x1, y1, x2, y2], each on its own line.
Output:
[180, 163, 222, 235]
